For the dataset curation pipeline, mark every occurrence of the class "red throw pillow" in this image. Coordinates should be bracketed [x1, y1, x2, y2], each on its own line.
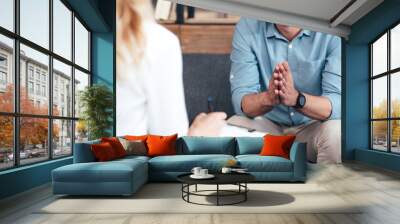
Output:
[259, 134, 296, 159]
[91, 142, 117, 162]
[146, 134, 178, 157]
[101, 137, 127, 158]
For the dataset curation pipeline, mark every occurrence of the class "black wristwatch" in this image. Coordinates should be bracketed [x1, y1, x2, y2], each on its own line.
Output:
[294, 92, 306, 109]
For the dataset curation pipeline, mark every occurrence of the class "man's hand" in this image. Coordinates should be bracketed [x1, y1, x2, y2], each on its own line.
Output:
[274, 62, 299, 106]
[240, 70, 280, 117]
[265, 70, 280, 106]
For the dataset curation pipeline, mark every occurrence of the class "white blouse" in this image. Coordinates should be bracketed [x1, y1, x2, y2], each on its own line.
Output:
[116, 21, 189, 136]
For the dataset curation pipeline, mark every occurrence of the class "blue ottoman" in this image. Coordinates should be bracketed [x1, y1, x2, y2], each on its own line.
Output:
[52, 156, 148, 196]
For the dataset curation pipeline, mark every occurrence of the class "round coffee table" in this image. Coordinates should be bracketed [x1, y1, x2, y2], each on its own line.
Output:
[177, 173, 255, 206]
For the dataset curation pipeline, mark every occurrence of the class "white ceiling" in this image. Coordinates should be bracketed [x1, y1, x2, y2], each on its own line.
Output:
[167, 0, 384, 38]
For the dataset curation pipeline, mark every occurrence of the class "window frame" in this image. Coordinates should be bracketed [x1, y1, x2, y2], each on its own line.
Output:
[0, 0, 92, 171]
[370, 20, 400, 154]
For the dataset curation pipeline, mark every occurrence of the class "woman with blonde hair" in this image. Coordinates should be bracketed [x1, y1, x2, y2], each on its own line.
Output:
[116, 0, 227, 136]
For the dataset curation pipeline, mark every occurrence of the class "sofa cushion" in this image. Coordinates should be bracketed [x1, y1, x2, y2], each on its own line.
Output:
[178, 136, 235, 155]
[147, 134, 178, 157]
[91, 142, 118, 161]
[53, 158, 147, 183]
[101, 137, 127, 158]
[260, 135, 296, 159]
[118, 138, 147, 156]
[236, 137, 263, 155]
[236, 155, 293, 172]
[149, 154, 235, 172]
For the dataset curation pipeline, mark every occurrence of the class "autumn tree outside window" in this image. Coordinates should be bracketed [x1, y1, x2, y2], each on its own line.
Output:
[0, 0, 91, 170]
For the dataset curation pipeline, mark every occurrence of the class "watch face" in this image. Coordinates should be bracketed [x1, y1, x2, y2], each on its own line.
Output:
[299, 95, 306, 107]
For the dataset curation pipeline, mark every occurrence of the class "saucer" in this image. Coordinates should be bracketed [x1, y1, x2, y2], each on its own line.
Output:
[190, 174, 215, 179]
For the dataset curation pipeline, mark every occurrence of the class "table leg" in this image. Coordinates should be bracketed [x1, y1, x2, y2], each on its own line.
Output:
[217, 184, 219, 206]
[195, 184, 198, 192]
[187, 184, 190, 202]
[245, 183, 247, 201]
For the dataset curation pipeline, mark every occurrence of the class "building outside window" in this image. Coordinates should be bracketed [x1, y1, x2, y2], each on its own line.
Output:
[371, 23, 400, 154]
[41, 85, 46, 97]
[0, 54, 7, 67]
[28, 66, 34, 80]
[35, 83, 40, 95]
[41, 73, 46, 82]
[35, 70, 40, 81]
[0, 0, 91, 170]
[28, 81, 34, 94]
[0, 71, 6, 83]
[0, 54, 7, 90]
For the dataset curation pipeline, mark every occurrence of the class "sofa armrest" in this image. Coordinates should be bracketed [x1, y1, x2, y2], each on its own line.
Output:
[73, 141, 99, 163]
[289, 142, 307, 182]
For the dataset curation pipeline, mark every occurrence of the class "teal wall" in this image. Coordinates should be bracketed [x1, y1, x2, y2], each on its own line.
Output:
[345, 0, 400, 170]
[0, 0, 115, 200]
[91, 0, 115, 135]
[91, 32, 115, 135]
[0, 158, 72, 199]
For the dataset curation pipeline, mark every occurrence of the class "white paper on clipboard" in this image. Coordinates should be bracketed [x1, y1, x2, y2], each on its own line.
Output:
[226, 115, 273, 133]
[218, 115, 270, 137]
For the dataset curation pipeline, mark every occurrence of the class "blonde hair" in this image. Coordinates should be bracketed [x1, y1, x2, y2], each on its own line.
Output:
[116, 0, 154, 69]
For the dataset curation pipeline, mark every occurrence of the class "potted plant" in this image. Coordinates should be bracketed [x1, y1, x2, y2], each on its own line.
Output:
[79, 84, 113, 140]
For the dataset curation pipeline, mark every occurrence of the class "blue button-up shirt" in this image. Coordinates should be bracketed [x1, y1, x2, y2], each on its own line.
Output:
[230, 18, 341, 126]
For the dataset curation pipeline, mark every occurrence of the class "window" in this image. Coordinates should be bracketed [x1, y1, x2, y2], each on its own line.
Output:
[0, 0, 14, 32]
[0, 54, 8, 90]
[371, 23, 400, 153]
[35, 84, 40, 95]
[53, 119, 72, 158]
[0, 71, 6, 83]
[28, 67, 34, 80]
[20, 0, 49, 48]
[35, 70, 41, 81]
[0, 34, 13, 113]
[41, 85, 46, 97]
[0, 54, 7, 67]
[53, 59, 72, 117]
[28, 81, 34, 94]
[74, 18, 89, 70]
[74, 69, 89, 118]
[53, 0, 72, 60]
[0, 1, 91, 170]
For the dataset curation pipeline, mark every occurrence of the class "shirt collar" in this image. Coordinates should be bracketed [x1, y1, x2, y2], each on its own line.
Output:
[265, 23, 311, 40]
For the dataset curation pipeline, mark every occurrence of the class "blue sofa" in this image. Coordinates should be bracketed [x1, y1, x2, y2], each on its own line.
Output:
[52, 137, 307, 196]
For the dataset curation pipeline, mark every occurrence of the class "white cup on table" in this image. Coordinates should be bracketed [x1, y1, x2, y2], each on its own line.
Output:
[200, 169, 208, 176]
[191, 167, 202, 176]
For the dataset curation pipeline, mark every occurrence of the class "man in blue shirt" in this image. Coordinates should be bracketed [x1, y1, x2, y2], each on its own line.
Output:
[230, 18, 341, 164]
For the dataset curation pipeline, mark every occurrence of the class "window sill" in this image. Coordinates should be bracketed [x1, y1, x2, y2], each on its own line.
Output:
[0, 156, 72, 176]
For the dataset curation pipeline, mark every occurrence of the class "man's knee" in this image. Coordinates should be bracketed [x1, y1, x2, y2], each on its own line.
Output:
[314, 120, 341, 164]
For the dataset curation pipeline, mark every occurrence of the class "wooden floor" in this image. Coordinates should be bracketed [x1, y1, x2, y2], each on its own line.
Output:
[1, 162, 400, 224]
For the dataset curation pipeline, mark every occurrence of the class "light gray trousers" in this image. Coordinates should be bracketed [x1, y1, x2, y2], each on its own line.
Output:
[255, 117, 342, 164]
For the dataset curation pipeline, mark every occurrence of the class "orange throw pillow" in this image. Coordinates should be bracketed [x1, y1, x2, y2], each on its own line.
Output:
[91, 142, 117, 162]
[259, 134, 296, 159]
[124, 135, 148, 142]
[101, 137, 127, 158]
[146, 134, 178, 157]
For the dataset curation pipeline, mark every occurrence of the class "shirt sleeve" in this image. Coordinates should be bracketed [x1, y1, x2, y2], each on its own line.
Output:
[321, 36, 342, 119]
[230, 19, 261, 115]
